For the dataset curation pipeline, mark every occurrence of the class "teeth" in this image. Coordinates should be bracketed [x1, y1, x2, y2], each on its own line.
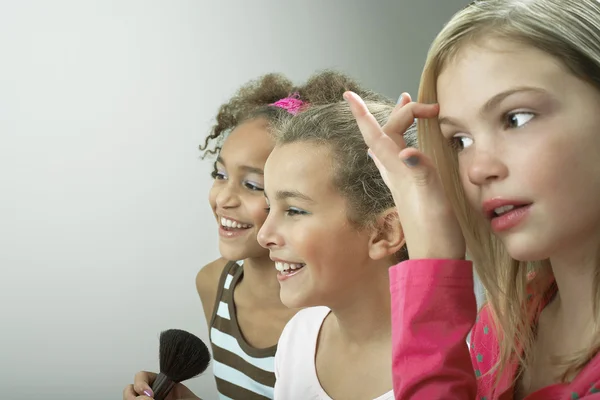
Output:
[220, 217, 251, 229]
[275, 262, 305, 272]
[494, 205, 515, 215]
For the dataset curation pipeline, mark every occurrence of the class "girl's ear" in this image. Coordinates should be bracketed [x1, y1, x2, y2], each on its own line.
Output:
[368, 208, 406, 261]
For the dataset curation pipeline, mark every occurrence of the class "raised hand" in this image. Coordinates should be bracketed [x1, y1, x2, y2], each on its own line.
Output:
[344, 91, 465, 260]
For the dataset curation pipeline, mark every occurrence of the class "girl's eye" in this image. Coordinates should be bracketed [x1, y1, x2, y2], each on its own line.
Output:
[286, 207, 308, 217]
[448, 136, 474, 152]
[244, 181, 264, 191]
[211, 170, 227, 180]
[506, 112, 534, 129]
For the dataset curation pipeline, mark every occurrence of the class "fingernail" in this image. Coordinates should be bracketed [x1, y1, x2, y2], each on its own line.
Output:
[397, 94, 404, 105]
[143, 389, 153, 397]
[367, 149, 373, 159]
[403, 155, 419, 167]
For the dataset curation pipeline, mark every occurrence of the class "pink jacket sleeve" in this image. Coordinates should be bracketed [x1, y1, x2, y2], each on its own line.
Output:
[389, 259, 478, 399]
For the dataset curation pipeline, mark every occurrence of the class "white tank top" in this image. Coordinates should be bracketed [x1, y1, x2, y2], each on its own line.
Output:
[274, 306, 394, 400]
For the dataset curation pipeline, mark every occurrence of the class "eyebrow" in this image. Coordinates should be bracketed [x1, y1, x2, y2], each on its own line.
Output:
[273, 190, 314, 203]
[216, 156, 264, 175]
[438, 86, 550, 127]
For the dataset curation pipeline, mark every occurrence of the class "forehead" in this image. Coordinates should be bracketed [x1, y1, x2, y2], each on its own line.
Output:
[219, 118, 274, 167]
[437, 38, 568, 116]
[264, 142, 337, 196]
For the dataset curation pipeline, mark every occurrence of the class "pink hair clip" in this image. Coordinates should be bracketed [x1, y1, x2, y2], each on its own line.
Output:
[269, 92, 306, 115]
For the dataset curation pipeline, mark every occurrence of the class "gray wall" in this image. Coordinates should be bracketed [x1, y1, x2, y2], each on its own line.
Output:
[0, 1, 471, 399]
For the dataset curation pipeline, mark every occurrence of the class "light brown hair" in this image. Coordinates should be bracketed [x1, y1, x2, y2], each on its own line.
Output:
[275, 78, 417, 261]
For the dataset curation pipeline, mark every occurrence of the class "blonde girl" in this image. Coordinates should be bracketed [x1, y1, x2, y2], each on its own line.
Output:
[347, 0, 600, 399]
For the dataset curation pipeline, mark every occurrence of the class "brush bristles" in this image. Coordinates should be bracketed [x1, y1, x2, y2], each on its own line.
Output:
[158, 329, 211, 383]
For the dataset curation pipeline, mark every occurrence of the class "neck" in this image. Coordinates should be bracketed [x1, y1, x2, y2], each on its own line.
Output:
[238, 254, 285, 308]
[548, 243, 598, 330]
[327, 262, 392, 345]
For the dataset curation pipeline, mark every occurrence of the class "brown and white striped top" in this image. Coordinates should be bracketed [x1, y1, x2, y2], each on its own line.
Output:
[209, 261, 277, 400]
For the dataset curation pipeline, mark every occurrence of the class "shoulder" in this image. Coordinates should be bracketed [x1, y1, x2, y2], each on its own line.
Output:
[279, 306, 330, 347]
[276, 306, 329, 381]
[195, 258, 237, 323]
[274, 307, 325, 397]
[195, 257, 231, 297]
[287, 306, 330, 326]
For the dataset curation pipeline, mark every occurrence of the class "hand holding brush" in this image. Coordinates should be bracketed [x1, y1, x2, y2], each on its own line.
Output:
[122, 329, 211, 400]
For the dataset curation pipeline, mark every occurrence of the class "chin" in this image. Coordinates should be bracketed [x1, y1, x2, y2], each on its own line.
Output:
[220, 243, 270, 263]
[218, 244, 243, 262]
[280, 290, 314, 310]
[500, 235, 550, 262]
[218, 243, 255, 262]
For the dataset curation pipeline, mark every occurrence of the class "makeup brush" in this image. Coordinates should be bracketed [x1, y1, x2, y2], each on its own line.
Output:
[151, 329, 211, 400]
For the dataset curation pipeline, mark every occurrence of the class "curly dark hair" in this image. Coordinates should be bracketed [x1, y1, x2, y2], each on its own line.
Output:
[199, 70, 388, 158]
[199, 73, 293, 158]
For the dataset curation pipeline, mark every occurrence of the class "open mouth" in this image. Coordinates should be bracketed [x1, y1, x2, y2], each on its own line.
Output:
[274, 261, 306, 275]
[491, 204, 531, 218]
[220, 217, 253, 231]
[488, 203, 533, 232]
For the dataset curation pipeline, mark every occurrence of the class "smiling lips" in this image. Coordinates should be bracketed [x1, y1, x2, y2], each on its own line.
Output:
[220, 216, 252, 229]
[272, 259, 306, 281]
[274, 261, 305, 273]
[218, 216, 253, 238]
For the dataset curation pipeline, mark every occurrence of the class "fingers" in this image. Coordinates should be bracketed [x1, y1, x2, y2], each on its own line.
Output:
[345, 91, 438, 173]
[381, 101, 439, 145]
[123, 384, 152, 400]
[367, 149, 390, 186]
[344, 91, 405, 169]
[397, 147, 437, 186]
[396, 92, 411, 107]
[123, 384, 136, 400]
[133, 371, 157, 398]
[346, 90, 441, 190]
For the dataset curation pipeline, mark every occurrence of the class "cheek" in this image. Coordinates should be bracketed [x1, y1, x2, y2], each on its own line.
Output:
[457, 159, 479, 209]
[208, 184, 218, 210]
[291, 229, 329, 267]
[529, 138, 596, 207]
[302, 223, 366, 267]
[294, 226, 321, 252]
[280, 220, 329, 259]
[516, 123, 583, 193]
[246, 196, 269, 226]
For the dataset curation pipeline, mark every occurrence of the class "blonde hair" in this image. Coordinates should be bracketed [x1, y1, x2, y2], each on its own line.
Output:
[416, 0, 600, 389]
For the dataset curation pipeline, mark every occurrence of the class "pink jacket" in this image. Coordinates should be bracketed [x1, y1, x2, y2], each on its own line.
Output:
[390, 259, 600, 399]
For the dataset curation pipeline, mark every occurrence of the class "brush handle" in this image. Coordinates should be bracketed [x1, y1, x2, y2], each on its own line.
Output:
[151, 372, 176, 400]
